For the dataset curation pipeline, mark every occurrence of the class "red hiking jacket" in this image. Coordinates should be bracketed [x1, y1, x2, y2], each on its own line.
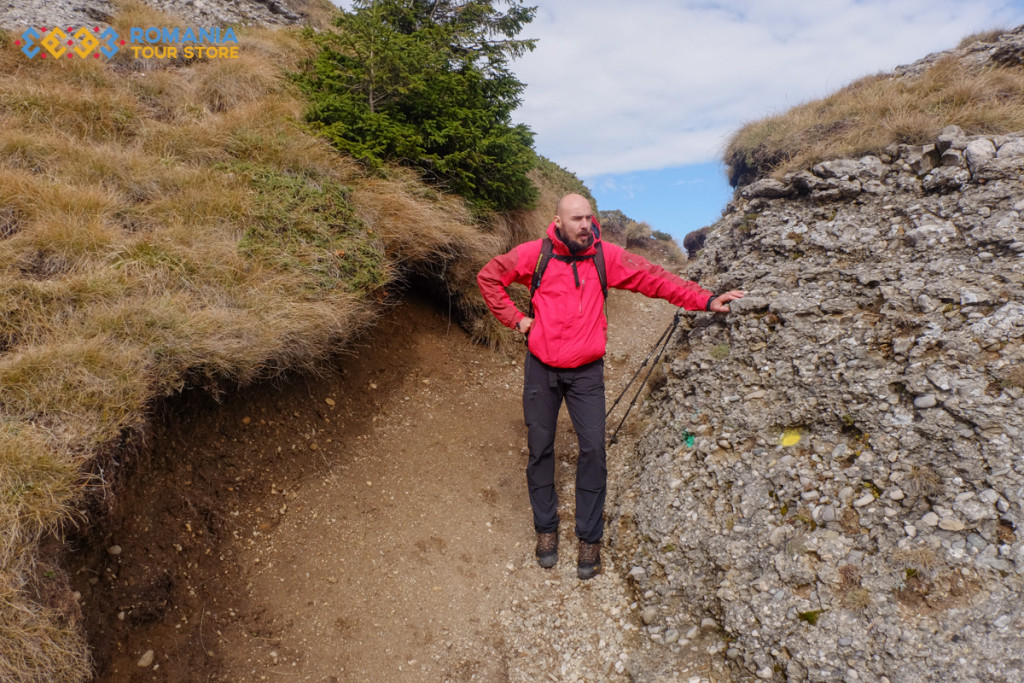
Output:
[477, 220, 714, 368]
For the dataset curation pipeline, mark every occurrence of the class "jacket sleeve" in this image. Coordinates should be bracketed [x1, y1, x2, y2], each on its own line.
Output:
[477, 241, 540, 329]
[604, 243, 714, 311]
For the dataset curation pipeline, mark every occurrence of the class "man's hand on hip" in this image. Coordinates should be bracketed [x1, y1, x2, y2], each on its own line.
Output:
[515, 317, 535, 335]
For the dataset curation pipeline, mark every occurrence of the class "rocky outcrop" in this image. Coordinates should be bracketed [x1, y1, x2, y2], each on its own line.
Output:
[615, 124, 1024, 680]
[683, 225, 711, 257]
[893, 26, 1024, 78]
[0, 0, 304, 31]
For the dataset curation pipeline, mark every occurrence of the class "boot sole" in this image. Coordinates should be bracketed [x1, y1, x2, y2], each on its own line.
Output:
[537, 552, 558, 569]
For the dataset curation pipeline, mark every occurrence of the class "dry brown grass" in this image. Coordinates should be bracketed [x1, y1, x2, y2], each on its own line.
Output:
[0, 7, 565, 680]
[0, 424, 92, 682]
[893, 546, 942, 579]
[725, 28, 1024, 185]
[285, 0, 342, 30]
[958, 28, 1011, 49]
[904, 464, 943, 499]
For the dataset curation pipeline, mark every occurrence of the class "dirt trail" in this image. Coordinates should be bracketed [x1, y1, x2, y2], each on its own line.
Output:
[70, 289, 711, 681]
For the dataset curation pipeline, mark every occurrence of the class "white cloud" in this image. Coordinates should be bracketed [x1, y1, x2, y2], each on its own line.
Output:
[512, 0, 1024, 175]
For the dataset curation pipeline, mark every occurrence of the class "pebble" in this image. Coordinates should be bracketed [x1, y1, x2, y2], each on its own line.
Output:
[137, 650, 154, 668]
[700, 617, 718, 630]
[642, 606, 658, 625]
[913, 394, 938, 409]
[629, 567, 647, 581]
[853, 494, 875, 507]
[664, 629, 680, 644]
[888, 488, 906, 501]
[921, 512, 940, 526]
[107, 545, 122, 556]
[939, 518, 965, 531]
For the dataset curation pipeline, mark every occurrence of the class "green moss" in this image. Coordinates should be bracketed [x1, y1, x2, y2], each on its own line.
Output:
[798, 610, 822, 625]
[862, 480, 883, 498]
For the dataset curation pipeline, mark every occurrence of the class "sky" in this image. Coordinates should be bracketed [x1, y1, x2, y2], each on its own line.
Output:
[329, 1, 1024, 242]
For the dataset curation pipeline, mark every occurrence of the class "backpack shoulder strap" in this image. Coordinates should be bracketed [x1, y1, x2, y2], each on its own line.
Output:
[593, 241, 608, 300]
[528, 237, 553, 317]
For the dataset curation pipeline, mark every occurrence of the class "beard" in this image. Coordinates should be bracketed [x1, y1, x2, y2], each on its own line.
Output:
[560, 229, 594, 254]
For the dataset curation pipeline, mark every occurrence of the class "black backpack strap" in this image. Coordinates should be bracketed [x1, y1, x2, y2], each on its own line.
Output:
[528, 237, 553, 318]
[593, 241, 608, 300]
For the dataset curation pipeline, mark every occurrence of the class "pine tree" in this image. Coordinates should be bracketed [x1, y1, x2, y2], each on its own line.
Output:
[297, 0, 539, 212]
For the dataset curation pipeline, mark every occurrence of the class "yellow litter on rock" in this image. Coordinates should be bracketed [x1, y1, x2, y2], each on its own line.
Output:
[781, 429, 801, 447]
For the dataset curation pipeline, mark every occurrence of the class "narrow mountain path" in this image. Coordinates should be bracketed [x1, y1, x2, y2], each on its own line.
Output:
[73, 288, 714, 682]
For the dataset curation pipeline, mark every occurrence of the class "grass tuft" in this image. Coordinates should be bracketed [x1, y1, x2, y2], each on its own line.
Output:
[904, 464, 943, 499]
[957, 28, 1010, 48]
[893, 547, 941, 579]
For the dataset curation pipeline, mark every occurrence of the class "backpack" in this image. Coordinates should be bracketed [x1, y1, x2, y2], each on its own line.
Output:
[528, 237, 608, 317]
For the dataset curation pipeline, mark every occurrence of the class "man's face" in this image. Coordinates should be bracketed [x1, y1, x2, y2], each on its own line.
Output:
[554, 196, 594, 250]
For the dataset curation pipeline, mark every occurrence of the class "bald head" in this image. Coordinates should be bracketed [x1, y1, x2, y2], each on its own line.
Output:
[556, 193, 592, 216]
[554, 193, 595, 251]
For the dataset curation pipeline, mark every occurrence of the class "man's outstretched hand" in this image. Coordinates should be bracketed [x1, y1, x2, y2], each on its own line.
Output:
[709, 290, 745, 313]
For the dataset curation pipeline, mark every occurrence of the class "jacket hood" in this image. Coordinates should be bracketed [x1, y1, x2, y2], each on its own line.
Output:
[546, 217, 603, 256]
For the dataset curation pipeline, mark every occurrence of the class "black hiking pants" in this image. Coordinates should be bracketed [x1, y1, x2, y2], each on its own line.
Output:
[523, 352, 607, 544]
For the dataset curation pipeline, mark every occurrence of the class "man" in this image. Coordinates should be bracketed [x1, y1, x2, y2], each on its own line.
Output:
[477, 193, 744, 579]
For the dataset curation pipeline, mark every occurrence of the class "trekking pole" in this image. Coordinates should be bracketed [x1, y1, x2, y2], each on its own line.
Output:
[606, 309, 683, 445]
[604, 310, 679, 418]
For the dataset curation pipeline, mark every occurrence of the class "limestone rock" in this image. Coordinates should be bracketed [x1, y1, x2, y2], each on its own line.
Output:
[615, 74, 1024, 681]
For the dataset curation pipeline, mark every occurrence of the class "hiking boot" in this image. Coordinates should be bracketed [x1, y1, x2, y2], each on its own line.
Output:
[577, 540, 601, 580]
[535, 532, 558, 568]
